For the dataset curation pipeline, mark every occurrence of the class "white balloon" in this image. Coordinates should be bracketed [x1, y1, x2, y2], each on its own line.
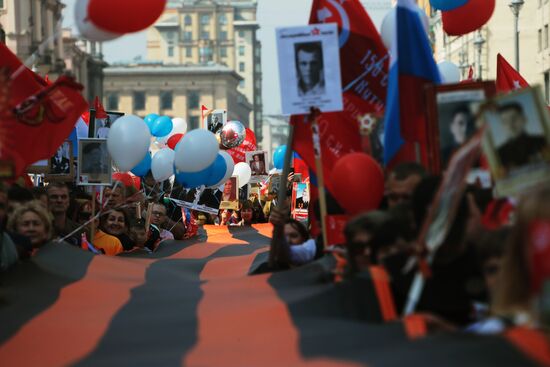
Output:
[107, 115, 152, 172]
[380, 6, 429, 50]
[438, 61, 461, 84]
[171, 117, 188, 135]
[209, 151, 235, 188]
[151, 148, 175, 182]
[75, 0, 122, 42]
[233, 162, 251, 188]
[174, 129, 219, 173]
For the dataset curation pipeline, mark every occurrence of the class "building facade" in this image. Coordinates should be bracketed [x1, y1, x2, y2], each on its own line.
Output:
[146, 0, 262, 140]
[430, 1, 546, 101]
[0, 0, 106, 103]
[103, 63, 252, 131]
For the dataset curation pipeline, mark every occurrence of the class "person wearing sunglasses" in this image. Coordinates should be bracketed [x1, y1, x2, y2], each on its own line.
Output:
[148, 203, 174, 241]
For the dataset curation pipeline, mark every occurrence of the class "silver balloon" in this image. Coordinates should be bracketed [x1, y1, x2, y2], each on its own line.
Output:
[220, 120, 246, 149]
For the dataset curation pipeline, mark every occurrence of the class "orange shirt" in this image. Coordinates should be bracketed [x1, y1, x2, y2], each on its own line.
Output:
[93, 230, 124, 256]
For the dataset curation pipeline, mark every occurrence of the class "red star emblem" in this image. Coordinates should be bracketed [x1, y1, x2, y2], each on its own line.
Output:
[311, 28, 320, 36]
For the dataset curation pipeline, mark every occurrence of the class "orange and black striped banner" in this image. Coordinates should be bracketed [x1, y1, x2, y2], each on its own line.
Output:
[0, 224, 546, 366]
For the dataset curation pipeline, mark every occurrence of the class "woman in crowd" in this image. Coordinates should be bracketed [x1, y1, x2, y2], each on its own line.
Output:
[100, 208, 134, 251]
[7, 201, 53, 249]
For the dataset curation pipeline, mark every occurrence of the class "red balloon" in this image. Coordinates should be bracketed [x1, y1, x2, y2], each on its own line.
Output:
[130, 174, 141, 190]
[88, 0, 167, 34]
[167, 133, 184, 150]
[112, 172, 134, 188]
[442, 0, 495, 36]
[226, 128, 257, 163]
[330, 153, 384, 216]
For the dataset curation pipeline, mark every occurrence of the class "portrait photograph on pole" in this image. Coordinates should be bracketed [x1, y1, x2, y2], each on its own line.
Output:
[276, 23, 343, 115]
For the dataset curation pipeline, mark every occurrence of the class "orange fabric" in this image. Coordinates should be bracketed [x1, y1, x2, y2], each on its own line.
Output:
[93, 230, 124, 256]
[505, 327, 550, 367]
[184, 246, 361, 367]
[403, 314, 428, 340]
[369, 266, 398, 322]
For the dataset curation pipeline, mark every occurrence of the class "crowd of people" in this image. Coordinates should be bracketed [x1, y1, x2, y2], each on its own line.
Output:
[1, 158, 549, 340]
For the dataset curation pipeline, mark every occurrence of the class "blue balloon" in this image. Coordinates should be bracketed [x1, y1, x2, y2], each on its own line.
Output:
[144, 113, 159, 132]
[204, 154, 227, 187]
[151, 116, 173, 137]
[429, 0, 468, 11]
[175, 153, 227, 189]
[130, 153, 152, 177]
[273, 145, 287, 170]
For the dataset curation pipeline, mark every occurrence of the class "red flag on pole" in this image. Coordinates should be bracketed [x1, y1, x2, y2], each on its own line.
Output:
[496, 53, 529, 93]
[291, 0, 389, 193]
[94, 96, 108, 118]
[0, 43, 88, 177]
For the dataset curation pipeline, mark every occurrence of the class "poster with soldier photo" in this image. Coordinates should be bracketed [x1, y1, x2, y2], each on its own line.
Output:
[78, 139, 112, 186]
[245, 150, 269, 183]
[481, 87, 550, 197]
[220, 176, 240, 210]
[203, 109, 227, 133]
[291, 182, 309, 223]
[94, 111, 124, 139]
[276, 23, 343, 115]
[46, 140, 74, 182]
[171, 187, 223, 215]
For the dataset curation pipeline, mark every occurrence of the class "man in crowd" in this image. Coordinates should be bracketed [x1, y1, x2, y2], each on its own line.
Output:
[47, 182, 81, 246]
[385, 162, 426, 209]
[149, 202, 174, 241]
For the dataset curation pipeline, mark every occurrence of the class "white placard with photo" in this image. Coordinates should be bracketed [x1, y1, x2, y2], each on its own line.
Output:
[245, 150, 269, 182]
[276, 23, 343, 115]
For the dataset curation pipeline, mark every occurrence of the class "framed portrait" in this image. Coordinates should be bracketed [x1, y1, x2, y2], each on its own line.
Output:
[276, 23, 343, 115]
[245, 150, 269, 181]
[203, 109, 227, 133]
[45, 140, 74, 182]
[359, 114, 385, 165]
[268, 174, 282, 196]
[291, 182, 309, 223]
[481, 86, 550, 198]
[425, 81, 496, 173]
[93, 111, 124, 139]
[220, 176, 239, 210]
[249, 183, 261, 202]
[78, 138, 112, 186]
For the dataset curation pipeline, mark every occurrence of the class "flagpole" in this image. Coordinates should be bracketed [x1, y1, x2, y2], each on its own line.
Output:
[310, 108, 329, 250]
[269, 122, 295, 268]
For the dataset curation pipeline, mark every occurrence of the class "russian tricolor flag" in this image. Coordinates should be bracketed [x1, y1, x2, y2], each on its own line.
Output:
[383, 0, 441, 166]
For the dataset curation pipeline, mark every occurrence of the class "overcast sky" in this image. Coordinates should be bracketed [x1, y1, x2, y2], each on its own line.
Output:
[62, 0, 313, 115]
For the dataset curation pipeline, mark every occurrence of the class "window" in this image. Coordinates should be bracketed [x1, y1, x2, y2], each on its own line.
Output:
[0, 0, 4, 8]
[218, 14, 228, 25]
[220, 46, 227, 57]
[160, 91, 173, 110]
[189, 116, 200, 130]
[184, 15, 192, 26]
[238, 30, 245, 38]
[186, 47, 192, 57]
[167, 32, 175, 40]
[200, 31, 210, 40]
[133, 91, 146, 110]
[238, 45, 245, 56]
[200, 14, 210, 25]
[219, 31, 227, 40]
[107, 93, 119, 110]
[546, 25, 549, 49]
[539, 29, 543, 52]
[168, 46, 174, 57]
[199, 46, 213, 63]
[183, 31, 192, 41]
[187, 91, 200, 109]
[239, 80, 245, 88]
[239, 62, 245, 72]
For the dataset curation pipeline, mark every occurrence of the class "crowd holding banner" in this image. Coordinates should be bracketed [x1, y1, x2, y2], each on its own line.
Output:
[1, 0, 550, 364]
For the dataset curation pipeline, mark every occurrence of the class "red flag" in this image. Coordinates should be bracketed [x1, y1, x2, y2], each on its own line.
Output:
[201, 105, 210, 124]
[291, 0, 389, 194]
[496, 53, 529, 93]
[0, 43, 87, 176]
[93, 96, 108, 118]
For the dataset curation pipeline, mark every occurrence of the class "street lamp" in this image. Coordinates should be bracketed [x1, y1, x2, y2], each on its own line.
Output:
[509, 0, 525, 71]
[473, 31, 485, 80]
